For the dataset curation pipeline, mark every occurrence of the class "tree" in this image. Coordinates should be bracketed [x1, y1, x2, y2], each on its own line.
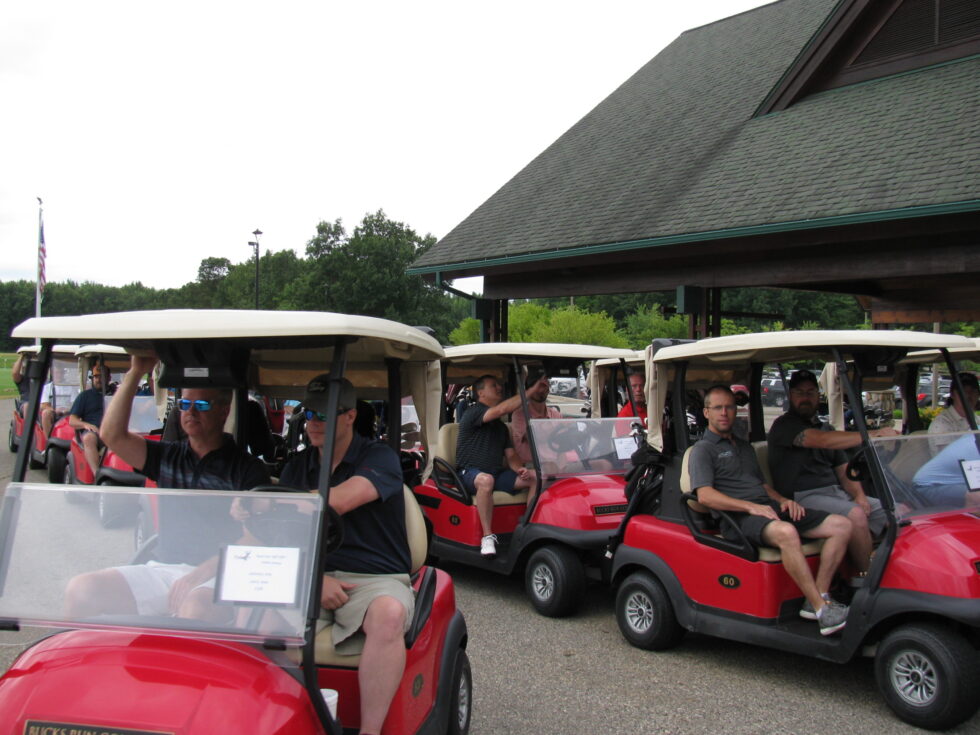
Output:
[197, 257, 231, 283]
[622, 306, 688, 347]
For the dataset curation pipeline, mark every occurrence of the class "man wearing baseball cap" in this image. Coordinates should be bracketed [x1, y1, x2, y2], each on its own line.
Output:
[278, 374, 412, 735]
[767, 369, 896, 579]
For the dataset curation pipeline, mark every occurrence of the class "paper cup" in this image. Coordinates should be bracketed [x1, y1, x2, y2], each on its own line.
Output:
[320, 688, 339, 719]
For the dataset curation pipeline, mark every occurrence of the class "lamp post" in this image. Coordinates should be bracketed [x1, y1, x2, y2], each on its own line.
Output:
[248, 229, 262, 309]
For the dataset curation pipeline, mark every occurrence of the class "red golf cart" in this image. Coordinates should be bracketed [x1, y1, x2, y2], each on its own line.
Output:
[414, 342, 639, 617]
[1, 309, 471, 735]
[610, 331, 980, 730]
[7, 344, 82, 477]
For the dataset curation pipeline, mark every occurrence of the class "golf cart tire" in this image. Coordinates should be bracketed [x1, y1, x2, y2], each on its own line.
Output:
[875, 623, 980, 731]
[7, 425, 15, 453]
[47, 447, 67, 484]
[448, 647, 473, 735]
[615, 571, 685, 651]
[524, 544, 586, 618]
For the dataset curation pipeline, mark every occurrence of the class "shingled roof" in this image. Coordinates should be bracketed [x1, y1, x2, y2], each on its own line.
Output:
[410, 0, 980, 291]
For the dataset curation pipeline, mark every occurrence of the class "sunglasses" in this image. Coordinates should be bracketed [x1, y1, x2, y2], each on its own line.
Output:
[304, 408, 349, 422]
[178, 398, 214, 412]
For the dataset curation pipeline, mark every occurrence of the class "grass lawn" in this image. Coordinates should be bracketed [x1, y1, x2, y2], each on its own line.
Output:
[0, 353, 19, 398]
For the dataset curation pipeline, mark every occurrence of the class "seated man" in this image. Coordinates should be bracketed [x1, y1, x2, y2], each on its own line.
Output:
[509, 369, 562, 466]
[11, 351, 30, 418]
[913, 432, 980, 508]
[928, 372, 979, 453]
[691, 385, 852, 636]
[39, 379, 74, 436]
[68, 365, 108, 476]
[455, 374, 537, 557]
[265, 375, 412, 735]
[617, 370, 648, 424]
[767, 369, 893, 576]
[64, 354, 270, 620]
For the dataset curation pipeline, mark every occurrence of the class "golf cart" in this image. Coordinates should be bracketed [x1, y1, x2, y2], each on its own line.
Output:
[7, 343, 82, 474]
[610, 330, 980, 730]
[62, 344, 166, 528]
[414, 342, 640, 617]
[0, 309, 471, 735]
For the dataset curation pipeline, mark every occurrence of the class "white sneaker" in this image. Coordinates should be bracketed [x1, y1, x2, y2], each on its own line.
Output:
[480, 534, 497, 557]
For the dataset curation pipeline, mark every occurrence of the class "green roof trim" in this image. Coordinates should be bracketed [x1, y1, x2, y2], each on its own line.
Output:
[408, 199, 980, 275]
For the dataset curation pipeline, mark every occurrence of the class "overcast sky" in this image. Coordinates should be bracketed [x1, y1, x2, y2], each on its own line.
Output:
[2, 0, 771, 295]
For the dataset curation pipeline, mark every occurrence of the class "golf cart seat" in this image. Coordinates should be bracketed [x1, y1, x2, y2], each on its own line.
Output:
[295, 486, 432, 667]
[431, 422, 528, 506]
[679, 446, 824, 563]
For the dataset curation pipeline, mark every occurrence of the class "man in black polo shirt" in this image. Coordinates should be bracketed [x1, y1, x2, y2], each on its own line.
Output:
[768, 369, 893, 575]
[64, 354, 270, 620]
[268, 375, 410, 735]
[455, 374, 537, 557]
[690, 385, 852, 635]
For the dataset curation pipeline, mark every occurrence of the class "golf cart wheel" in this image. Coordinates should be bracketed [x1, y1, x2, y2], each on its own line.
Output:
[98, 481, 137, 529]
[615, 571, 684, 651]
[47, 447, 67, 484]
[7, 424, 15, 453]
[448, 648, 472, 735]
[875, 623, 980, 730]
[524, 545, 586, 618]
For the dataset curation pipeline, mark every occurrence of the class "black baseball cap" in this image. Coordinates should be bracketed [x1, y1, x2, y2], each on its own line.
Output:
[788, 369, 819, 390]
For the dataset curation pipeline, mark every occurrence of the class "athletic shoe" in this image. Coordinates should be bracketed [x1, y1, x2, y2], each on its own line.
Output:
[799, 593, 841, 620]
[480, 534, 497, 557]
[817, 603, 848, 636]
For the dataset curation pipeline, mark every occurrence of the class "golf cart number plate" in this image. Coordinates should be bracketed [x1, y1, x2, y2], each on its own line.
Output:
[217, 544, 302, 605]
[24, 722, 173, 735]
[960, 459, 980, 491]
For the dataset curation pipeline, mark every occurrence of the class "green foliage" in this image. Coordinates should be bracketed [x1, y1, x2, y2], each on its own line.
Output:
[621, 306, 688, 347]
[508, 303, 554, 342]
[449, 318, 482, 346]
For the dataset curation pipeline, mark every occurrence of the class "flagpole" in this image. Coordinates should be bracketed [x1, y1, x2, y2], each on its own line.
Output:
[36, 198, 45, 343]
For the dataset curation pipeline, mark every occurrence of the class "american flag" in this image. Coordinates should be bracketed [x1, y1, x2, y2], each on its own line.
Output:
[37, 211, 46, 294]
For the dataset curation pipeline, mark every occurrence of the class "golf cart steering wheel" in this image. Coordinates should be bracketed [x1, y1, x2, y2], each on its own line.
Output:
[547, 423, 589, 453]
[245, 484, 344, 555]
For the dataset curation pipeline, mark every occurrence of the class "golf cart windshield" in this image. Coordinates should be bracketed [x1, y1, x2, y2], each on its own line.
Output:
[529, 417, 640, 477]
[871, 431, 980, 518]
[0, 483, 321, 645]
[49, 357, 81, 409]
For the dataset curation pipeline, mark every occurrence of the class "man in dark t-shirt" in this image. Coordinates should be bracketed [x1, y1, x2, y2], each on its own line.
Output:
[768, 369, 891, 574]
[690, 385, 852, 636]
[68, 365, 108, 477]
[455, 374, 537, 557]
[64, 355, 270, 622]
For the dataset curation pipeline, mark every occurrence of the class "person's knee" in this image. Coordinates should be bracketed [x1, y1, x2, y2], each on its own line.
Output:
[767, 521, 801, 549]
[846, 507, 869, 532]
[363, 596, 408, 641]
[827, 514, 852, 537]
[474, 474, 494, 495]
[82, 432, 97, 450]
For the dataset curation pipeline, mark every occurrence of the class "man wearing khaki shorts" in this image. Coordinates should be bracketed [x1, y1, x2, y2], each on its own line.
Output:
[273, 375, 413, 735]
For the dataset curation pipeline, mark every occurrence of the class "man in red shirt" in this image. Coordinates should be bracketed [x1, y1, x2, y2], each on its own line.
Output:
[617, 371, 648, 424]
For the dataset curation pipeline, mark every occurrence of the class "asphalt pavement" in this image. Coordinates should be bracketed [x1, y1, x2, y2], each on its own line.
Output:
[1, 398, 977, 734]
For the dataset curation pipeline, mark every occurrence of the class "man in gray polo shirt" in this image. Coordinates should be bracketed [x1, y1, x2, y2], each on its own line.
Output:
[690, 385, 852, 635]
[768, 369, 892, 575]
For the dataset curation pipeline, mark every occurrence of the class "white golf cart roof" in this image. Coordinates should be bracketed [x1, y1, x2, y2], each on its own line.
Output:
[649, 330, 973, 366]
[903, 339, 980, 365]
[444, 343, 636, 362]
[73, 343, 128, 357]
[16, 344, 80, 357]
[13, 310, 443, 362]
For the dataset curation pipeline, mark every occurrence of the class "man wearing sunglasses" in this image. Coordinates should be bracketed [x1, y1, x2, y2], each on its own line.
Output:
[65, 354, 270, 621]
[265, 374, 410, 735]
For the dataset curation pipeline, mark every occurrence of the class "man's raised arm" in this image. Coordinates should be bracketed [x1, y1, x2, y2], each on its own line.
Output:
[100, 355, 157, 473]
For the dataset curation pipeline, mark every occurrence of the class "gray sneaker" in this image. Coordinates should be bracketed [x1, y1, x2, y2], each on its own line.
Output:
[817, 603, 848, 636]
